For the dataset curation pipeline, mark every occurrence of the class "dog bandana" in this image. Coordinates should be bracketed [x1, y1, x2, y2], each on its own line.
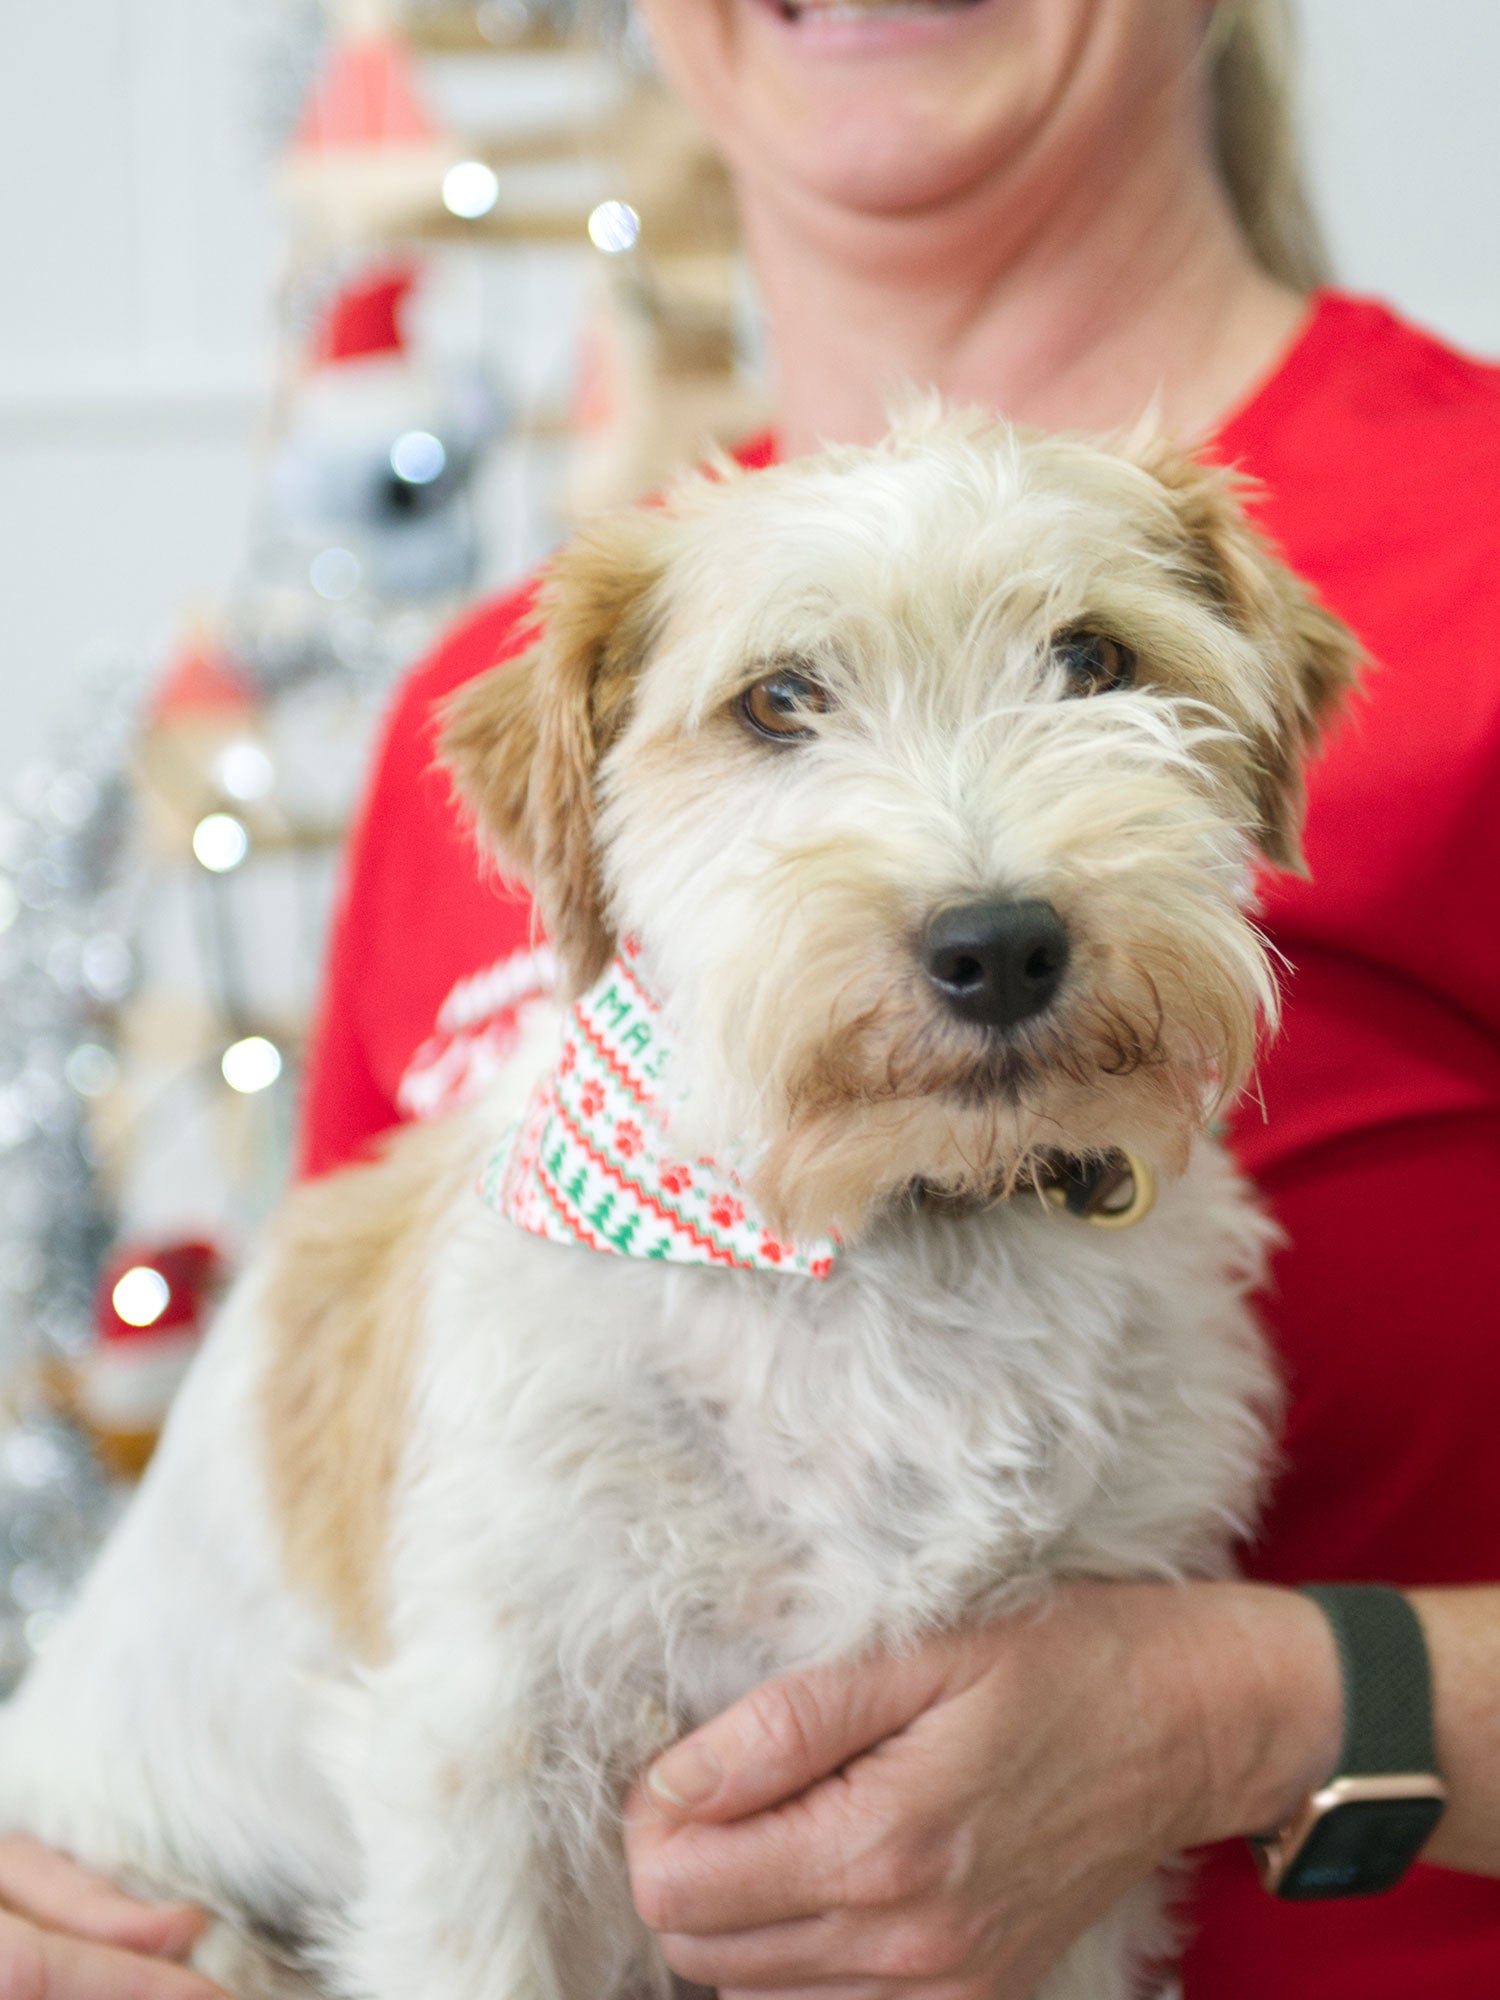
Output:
[480, 946, 839, 1278]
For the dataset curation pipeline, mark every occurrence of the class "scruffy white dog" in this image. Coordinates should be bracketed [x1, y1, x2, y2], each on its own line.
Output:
[0, 408, 1355, 2000]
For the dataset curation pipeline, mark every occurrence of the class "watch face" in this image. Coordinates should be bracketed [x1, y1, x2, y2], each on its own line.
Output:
[1277, 1795, 1448, 1900]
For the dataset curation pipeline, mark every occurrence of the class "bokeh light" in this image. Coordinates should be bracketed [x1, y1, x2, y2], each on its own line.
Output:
[192, 813, 250, 873]
[213, 741, 275, 803]
[64, 1043, 117, 1098]
[587, 200, 641, 254]
[442, 161, 500, 220]
[390, 431, 447, 485]
[221, 1036, 283, 1095]
[112, 1265, 170, 1328]
[309, 547, 361, 600]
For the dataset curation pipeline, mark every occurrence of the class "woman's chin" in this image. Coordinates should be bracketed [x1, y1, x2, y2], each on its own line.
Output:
[752, 138, 1005, 221]
[733, 94, 1035, 222]
[640, 0, 1061, 220]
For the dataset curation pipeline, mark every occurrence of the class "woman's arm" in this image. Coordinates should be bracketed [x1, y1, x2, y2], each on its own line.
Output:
[1410, 1587, 1500, 1875]
[624, 1580, 1496, 2000]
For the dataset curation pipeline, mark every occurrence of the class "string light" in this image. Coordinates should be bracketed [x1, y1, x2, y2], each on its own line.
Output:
[213, 742, 275, 803]
[192, 813, 250, 873]
[221, 1036, 283, 1095]
[587, 200, 641, 254]
[390, 431, 447, 485]
[111, 1265, 170, 1328]
[442, 161, 500, 220]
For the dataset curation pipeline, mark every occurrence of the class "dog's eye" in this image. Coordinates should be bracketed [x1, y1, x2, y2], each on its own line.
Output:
[739, 668, 831, 743]
[1052, 629, 1136, 696]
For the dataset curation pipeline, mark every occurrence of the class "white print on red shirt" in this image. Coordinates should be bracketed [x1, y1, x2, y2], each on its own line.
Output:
[397, 944, 556, 1121]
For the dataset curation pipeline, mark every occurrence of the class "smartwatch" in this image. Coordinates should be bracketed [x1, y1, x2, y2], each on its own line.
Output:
[1251, 1584, 1447, 1900]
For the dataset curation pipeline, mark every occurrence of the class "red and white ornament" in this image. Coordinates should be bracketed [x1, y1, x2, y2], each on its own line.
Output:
[281, 17, 454, 241]
[76, 1240, 227, 1478]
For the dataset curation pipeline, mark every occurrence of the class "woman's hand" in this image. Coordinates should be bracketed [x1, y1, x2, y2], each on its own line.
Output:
[0, 1836, 223, 2000]
[624, 1581, 1342, 2000]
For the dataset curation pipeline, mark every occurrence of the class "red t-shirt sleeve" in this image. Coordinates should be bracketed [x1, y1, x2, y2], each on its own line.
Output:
[296, 584, 540, 1179]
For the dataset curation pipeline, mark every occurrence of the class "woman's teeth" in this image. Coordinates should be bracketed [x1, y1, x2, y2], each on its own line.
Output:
[775, 1, 978, 20]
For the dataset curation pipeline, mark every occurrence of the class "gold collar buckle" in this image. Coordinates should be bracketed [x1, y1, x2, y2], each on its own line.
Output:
[1040, 1150, 1156, 1229]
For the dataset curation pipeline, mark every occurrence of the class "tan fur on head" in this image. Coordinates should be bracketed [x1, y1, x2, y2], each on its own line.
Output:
[439, 508, 673, 995]
[1130, 435, 1361, 870]
[442, 411, 1358, 1239]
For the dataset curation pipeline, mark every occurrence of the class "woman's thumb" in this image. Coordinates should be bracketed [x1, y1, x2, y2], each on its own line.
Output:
[643, 1640, 960, 1823]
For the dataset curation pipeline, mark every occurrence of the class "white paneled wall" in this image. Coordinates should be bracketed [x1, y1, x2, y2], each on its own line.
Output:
[1, 0, 276, 786]
[2, 0, 1498, 791]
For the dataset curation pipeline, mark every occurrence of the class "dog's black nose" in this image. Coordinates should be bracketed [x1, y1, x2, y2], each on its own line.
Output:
[923, 899, 1070, 1031]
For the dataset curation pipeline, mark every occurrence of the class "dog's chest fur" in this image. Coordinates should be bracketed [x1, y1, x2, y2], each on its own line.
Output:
[410, 1142, 1274, 1755]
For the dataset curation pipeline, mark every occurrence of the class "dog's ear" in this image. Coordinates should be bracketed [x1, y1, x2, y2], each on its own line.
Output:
[439, 508, 671, 993]
[1133, 437, 1361, 872]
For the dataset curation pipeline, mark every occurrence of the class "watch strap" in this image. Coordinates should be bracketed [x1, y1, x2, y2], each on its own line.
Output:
[1299, 1584, 1437, 1778]
[1252, 1586, 1445, 1899]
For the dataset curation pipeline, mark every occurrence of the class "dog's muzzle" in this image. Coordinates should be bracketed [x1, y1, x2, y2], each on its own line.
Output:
[923, 899, 1070, 1032]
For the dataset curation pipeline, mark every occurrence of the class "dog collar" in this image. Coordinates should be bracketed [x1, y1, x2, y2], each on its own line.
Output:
[1037, 1150, 1156, 1228]
[913, 1150, 1156, 1229]
[480, 946, 840, 1278]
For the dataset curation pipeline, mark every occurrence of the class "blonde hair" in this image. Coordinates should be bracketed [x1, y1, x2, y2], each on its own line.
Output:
[1208, 0, 1331, 292]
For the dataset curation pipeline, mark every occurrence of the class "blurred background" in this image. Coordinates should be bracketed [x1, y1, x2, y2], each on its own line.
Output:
[6, 1, 1500, 803]
[0, 0, 1495, 1684]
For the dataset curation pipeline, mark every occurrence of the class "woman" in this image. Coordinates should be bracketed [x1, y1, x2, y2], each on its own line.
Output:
[10, 2, 1500, 1995]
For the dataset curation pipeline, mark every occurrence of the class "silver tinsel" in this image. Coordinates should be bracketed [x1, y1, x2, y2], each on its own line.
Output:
[0, 659, 144, 1381]
[0, 655, 146, 1696]
[0, 610, 424, 1699]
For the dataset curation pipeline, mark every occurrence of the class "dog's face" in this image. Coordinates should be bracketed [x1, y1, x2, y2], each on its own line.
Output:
[444, 409, 1357, 1237]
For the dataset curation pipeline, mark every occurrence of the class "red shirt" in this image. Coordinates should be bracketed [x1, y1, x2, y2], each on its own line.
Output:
[298, 292, 1500, 1998]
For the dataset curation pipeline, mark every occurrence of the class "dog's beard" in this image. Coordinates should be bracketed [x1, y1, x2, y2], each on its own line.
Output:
[607, 721, 1275, 1241]
[666, 909, 1265, 1242]
[752, 1028, 1225, 1241]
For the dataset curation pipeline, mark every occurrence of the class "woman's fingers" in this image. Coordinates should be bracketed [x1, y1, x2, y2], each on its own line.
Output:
[658, 1892, 988, 1991]
[0, 1837, 209, 1958]
[630, 1754, 938, 1940]
[643, 1644, 967, 1825]
[660, 1913, 851, 1988]
[629, 1790, 852, 1934]
[0, 1907, 226, 2000]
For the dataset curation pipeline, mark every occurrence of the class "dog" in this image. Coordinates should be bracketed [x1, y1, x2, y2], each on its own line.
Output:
[0, 406, 1357, 2000]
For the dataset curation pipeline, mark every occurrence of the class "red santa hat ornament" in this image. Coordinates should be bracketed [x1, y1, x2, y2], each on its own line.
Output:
[76, 1239, 228, 1478]
[281, 16, 455, 241]
[311, 261, 416, 367]
[149, 626, 256, 724]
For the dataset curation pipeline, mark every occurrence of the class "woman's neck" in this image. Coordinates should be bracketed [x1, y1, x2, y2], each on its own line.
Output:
[740, 90, 1309, 455]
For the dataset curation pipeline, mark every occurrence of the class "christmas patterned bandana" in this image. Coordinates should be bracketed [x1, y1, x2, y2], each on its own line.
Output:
[479, 945, 839, 1278]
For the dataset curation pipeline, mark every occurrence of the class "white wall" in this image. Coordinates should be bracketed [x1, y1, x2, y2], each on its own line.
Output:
[1297, 0, 1500, 355]
[2, 0, 1498, 795]
[0, 0, 276, 788]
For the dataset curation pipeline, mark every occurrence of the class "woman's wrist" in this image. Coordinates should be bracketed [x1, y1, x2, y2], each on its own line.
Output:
[1142, 1581, 1345, 1852]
